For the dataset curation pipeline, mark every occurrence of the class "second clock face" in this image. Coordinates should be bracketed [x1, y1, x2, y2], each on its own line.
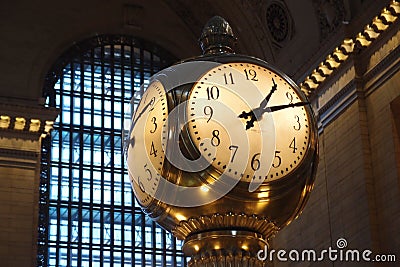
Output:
[187, 63, 311, 182]
[127, 80, 168, 205]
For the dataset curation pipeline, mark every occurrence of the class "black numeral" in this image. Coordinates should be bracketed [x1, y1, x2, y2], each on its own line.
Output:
[150, 141, 158, 157]
[223, 72, 234, 84]
[251, 153, 261, 171]
[144, 164, 153, 181]
[229, 145, 238, 162]
[289, 137, 297, 153]
[286, 92, 293, 104]
[293, 115, 301, 131]
[244, 69, 258, 81]
[150, 117, 157, 133]
[204, 106, 213, 123]
[211, 130, 220, 147]
[207, 86, 219, 100]
[149, 97, 156, 111]
[272, 151, 281, 168]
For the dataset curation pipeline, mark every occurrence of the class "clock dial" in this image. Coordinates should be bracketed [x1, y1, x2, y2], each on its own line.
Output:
[127, 80, 168, 205]
[187, 63, 276, 183]
[187, 63, 311, 183]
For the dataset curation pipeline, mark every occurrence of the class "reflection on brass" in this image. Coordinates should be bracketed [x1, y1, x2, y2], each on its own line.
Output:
[128, 16, 319, 266]
[184, 230, 268, 267]
[172, 212, 279, 241]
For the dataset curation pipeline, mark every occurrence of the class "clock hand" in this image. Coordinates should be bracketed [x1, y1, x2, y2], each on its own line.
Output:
[265, 101, 310, 112]
[239, 102, 309, 130]
[129, 97, 155, 149]
[238, 79, 278, 129]
[258, 78, 277, 109]
[132, 97, 155, 126]
[238, 79, 277, 120]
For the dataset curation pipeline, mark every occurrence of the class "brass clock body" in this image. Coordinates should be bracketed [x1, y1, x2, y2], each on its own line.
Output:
[127, 54, 318, 232]
[126, 16, 319, 266]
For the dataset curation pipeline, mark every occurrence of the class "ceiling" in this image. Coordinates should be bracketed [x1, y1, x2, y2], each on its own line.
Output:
[0, 0, 391, 103]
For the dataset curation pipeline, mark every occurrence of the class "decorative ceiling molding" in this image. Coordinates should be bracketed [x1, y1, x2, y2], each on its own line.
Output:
[0, 102, 59, 139]
[301, 0, 400, 96]
[312, 0, 345, 42]
[265, 1, 294, 45]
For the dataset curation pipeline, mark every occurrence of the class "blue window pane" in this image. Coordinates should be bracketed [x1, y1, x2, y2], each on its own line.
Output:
[41, 37, 186, 267]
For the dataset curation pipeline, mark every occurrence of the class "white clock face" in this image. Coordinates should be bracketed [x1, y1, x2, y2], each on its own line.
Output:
[127, 80, 168, 205]
[187, 63, 311, 182]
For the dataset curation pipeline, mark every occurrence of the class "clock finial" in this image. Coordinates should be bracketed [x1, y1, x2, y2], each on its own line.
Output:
[199, 16, 237, 55]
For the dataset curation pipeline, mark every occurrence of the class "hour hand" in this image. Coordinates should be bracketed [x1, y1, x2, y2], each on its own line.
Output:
[238, 110, 257, 130]
[238, 110, 252, 119]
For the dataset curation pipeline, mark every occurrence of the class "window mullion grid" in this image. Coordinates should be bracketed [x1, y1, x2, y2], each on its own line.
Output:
[161, 228, 167, 266]
[139, 45, 147, 267]
[41, 37, 179, 267]
[151, 221, 156, 266]
[100, 45, 105, 267]
[141, 214, 146, 267]
[88, 47, 96, 267]
[66, 62, 75, 267]
[130, 43, 136, 266]
[109, 43, 115, 267]
[55, 71, 64, 267]
[77, 55, 85, 267]
[172, 234, 177, 266]
[120, 43, 126, 266]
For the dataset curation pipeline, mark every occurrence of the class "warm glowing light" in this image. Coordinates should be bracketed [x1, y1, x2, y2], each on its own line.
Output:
[14, 117, 26, 130]
[29, 119, 41, 132]
[242, 245, 249, 250]
[176, 213, 187, 221]
[194, 245, 200, 252]
[214, 245, 220, 250]
[342, 38, 355, 53]
[44, 120, 54, 133]
[0, 115, 11, 129]
[381, 8, 397, 23]
[258, 192, 270, 198]
[356, 33, 372, 47]
[390, 1, 400, 14]
[372, 17, 389, 31]
[301, 0, 399, 96]
[200, 185, 209, 192]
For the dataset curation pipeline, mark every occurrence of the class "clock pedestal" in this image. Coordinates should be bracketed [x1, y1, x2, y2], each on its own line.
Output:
[183, 230, 268, 266]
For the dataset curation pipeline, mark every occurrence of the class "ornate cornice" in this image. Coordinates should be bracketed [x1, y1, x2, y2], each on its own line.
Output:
[172, 212, 279, 240]
[302, 0, 400, 96]
[0, 102, 59, 140]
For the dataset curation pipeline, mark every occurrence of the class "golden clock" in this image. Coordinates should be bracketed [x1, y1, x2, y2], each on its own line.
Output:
[186, 62, 311, 190]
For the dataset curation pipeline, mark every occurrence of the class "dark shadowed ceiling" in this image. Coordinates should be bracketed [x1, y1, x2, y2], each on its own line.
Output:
[0, 0, 391, 102]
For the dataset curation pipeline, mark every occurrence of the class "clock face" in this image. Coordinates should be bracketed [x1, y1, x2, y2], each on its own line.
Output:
[187, 63, 311, 183]
[126, 80, 168, 205]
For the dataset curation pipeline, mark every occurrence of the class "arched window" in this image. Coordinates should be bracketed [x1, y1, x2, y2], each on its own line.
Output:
[38, 35, 186, 267]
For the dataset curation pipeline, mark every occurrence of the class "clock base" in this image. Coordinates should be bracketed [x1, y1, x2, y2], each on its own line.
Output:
[183, 230, 270, 266]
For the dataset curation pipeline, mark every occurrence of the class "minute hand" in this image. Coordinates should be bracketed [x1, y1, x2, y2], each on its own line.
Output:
[266, 102, 310, 112]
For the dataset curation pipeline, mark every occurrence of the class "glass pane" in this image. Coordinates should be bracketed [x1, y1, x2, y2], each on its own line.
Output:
[40, 37, 186, 267]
